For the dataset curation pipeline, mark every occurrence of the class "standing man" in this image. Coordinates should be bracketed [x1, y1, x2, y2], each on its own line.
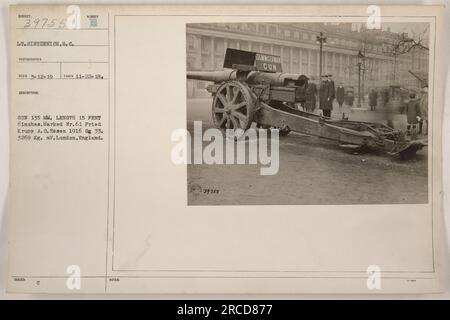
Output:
[369, 88, 378, 111]
[419, 85, 428, 135]
[336, 82, 345, 109]
[328, 74, 336, 98]
[405, 92, 421, 136]
[319, 74, 335, 117]
[305, 81, 318, 113]
[328, 74, 336, 113]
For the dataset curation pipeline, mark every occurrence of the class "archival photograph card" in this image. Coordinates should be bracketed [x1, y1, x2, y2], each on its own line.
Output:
[7, 4, 445, 294]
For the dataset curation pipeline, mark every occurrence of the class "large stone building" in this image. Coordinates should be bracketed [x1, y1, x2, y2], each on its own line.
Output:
[186, 23, 429, 98]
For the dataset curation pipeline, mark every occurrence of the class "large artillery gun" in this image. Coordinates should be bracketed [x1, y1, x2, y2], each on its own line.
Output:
[187, 48, 427, 159]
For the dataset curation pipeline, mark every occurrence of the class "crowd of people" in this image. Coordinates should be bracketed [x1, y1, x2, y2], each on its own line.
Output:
[301, 73, 336, 117]
[298, 75, 429, 136]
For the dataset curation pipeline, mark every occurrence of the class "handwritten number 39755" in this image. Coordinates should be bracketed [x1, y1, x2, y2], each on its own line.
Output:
[23, 17, 67, 29]
[22, 6, 81, 29]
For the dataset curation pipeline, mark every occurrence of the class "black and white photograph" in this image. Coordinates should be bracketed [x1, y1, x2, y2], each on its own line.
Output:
[3, 3, 447, 297]
[186, 22, 431, 205]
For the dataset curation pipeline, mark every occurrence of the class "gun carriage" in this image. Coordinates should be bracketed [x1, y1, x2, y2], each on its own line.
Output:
[187, 48, 427, 159]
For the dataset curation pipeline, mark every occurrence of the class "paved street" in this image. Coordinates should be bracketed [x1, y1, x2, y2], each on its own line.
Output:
[187, 98, 428, 205]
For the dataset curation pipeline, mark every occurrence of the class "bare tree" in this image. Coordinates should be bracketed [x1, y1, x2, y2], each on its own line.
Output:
[383, 30, 429, 82]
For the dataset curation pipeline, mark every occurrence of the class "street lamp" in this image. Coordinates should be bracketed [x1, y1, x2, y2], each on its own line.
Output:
[357, 50, 365, 108]
[316, 32, 327, 81]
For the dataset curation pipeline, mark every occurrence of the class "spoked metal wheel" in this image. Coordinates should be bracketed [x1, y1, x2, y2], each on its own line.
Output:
[212, 80, 255, 131]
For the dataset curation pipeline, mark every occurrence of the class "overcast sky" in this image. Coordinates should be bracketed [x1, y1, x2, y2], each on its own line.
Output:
[380, 23, 429, 38]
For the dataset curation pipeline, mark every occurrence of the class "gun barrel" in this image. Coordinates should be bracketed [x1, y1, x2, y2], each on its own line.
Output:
[187, 69, 309, 88]
[187, 69, 237, 82]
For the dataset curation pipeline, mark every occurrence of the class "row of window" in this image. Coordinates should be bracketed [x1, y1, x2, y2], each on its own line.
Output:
[199, 23, 388, 53]
[188, 42, 424, 69]
[187, 50, 417, 82]
[187, 33, 428, 72]
[188, 34, 428, 65]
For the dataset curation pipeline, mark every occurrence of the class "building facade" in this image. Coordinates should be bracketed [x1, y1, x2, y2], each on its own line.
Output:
[186, 23, 429, 98]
